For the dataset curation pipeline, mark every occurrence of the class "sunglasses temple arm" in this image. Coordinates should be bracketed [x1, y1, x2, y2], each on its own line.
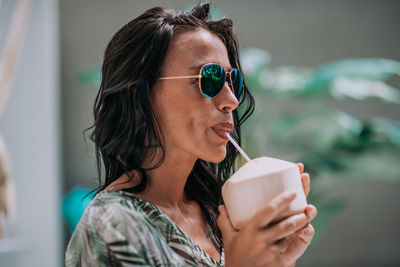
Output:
[159, 75, 200, 80]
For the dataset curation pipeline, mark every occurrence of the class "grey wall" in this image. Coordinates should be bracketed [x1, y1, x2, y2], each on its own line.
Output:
[60, 1, 400, 266]
[0, 0, 61, 266]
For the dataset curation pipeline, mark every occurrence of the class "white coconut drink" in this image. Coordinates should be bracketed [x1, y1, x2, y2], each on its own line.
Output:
[222, 133, 307, 230]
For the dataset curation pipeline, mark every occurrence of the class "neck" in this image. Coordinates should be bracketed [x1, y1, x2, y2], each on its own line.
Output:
[139, 147, 197, 210]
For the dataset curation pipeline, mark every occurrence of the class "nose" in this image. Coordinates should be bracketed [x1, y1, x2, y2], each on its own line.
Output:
[215, 82, 239, 113]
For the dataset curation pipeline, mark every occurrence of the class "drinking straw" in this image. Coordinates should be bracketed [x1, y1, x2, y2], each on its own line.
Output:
[225, 132, 251, 162]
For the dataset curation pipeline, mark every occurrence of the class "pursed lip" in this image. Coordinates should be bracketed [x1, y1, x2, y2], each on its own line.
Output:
[211, 122, 234, 140]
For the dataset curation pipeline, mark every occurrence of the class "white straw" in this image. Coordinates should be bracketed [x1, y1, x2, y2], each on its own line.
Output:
[225, 132, 251, 162]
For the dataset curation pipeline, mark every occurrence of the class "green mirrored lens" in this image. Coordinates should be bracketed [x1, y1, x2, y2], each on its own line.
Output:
[200, 64, 225, 98]
[231, 69, 243, 101]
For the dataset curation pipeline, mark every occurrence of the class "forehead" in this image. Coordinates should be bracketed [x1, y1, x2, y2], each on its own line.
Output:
[163, 28, 231, 72]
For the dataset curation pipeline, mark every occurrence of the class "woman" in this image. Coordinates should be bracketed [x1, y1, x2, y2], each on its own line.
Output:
[65, 3, 317, 266]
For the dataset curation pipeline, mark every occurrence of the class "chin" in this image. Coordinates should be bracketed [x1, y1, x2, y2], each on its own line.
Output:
[202, 146, 227, 163]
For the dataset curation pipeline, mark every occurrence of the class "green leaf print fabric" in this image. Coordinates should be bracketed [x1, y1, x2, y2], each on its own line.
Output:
[65, 190, 224, 266]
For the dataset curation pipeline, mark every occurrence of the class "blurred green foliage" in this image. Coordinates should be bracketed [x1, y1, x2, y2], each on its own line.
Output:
[239, 48, 400, 242]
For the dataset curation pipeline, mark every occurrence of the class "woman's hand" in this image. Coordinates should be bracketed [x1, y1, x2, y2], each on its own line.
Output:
[278, 163, 317, 266]
[217, 189, 317, 267]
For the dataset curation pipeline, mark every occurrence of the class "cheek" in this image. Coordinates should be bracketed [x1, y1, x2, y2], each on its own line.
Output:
[152, 87, 224, 157]
[167, 106, 211, 151]
[155, 96, 199, 141]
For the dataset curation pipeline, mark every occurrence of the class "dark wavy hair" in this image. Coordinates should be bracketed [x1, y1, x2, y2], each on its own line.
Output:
[88, 2, 255, 252]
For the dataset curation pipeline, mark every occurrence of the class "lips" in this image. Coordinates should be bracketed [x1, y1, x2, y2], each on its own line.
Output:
[211, 122, 234, 140]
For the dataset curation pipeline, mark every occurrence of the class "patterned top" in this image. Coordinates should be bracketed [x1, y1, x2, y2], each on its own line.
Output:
[65, 190, 225, 266]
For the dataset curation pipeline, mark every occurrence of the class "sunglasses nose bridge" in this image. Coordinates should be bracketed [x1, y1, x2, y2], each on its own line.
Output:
[220, 74, 238, 103]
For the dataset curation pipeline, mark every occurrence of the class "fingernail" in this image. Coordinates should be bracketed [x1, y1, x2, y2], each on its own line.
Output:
[297, 163, 304, 169]
[306, 207, 316, 217]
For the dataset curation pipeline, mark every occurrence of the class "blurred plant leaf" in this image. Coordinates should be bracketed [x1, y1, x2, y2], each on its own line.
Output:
[331, 77, 400, 103]
[304, 58, 400, 94]
[241, 54, 400, 102]
[370, 117, 400, 147]
[257, 67, 311, 94]
[267, 108, 364, 155]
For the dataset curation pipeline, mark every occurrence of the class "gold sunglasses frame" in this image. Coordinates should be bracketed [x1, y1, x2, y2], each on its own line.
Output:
[159, 63, 242, 99]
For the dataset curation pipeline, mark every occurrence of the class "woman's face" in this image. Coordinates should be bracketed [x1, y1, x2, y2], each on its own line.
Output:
[151, 28, 239, 163]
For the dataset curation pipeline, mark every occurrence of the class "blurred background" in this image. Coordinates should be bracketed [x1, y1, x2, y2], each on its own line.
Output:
[0, 0, 399, 266]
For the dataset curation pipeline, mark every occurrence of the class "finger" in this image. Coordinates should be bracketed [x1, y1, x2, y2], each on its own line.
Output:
[297, 163, 304, 174]
[305, 204, 317, 219]
[217, 205, 237, 239]
[301, 173, 310, 198]
[248, 191, 297, 230]
[296, 223, 315, 244]
[271, 237, 288, 253]
[267, 206, 317, 241]
[296, 223, 314, 237]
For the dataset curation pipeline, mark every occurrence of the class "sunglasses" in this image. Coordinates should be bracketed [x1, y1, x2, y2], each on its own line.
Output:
[159, 63, 244, 102]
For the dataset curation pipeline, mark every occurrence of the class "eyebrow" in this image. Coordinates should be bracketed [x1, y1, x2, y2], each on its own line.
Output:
[188, 62, 206, 70]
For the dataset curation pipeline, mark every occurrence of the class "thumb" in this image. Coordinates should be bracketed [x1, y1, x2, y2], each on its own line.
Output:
[217, 205, 237, 240]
